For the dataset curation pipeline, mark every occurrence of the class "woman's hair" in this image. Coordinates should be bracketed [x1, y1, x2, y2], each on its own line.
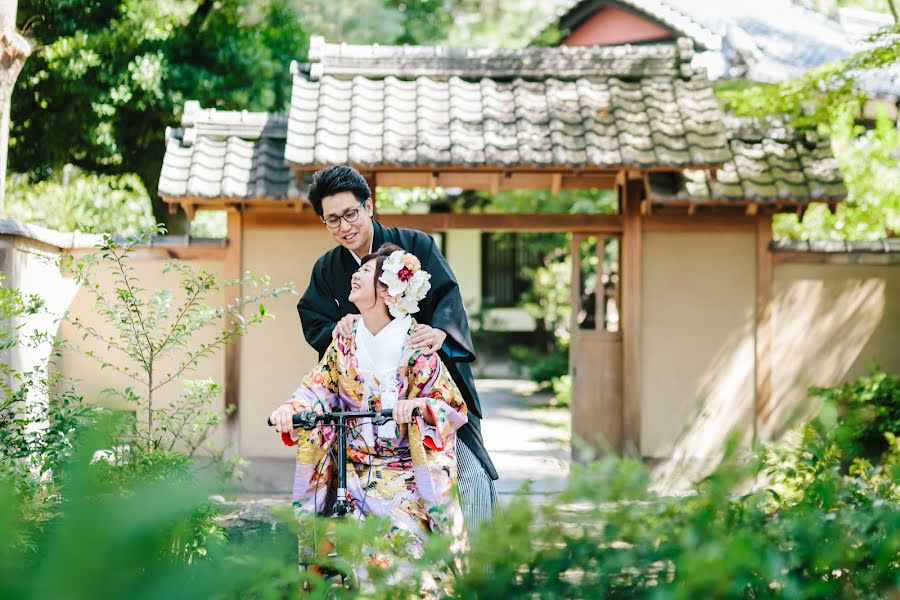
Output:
[359, 242, 404, 314]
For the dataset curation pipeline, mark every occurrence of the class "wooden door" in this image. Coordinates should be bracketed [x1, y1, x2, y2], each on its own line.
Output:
[569, 234, 623, 457]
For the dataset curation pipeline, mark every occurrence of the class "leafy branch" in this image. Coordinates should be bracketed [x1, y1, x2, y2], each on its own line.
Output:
[60, 225, 297, 462]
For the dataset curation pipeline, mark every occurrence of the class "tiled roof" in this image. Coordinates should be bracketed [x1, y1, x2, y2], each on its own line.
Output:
[300, 34, 697, 80]
[771, 238, 900, 253]
[158, 101, 301, 200]
[645, 117, 847, 203]
[285, 37, 732, 169]
[545, 0, 900, 96]
[160, 106, 845, 205]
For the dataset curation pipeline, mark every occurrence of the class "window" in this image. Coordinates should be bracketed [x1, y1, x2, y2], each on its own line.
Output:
[481, 233, 546, 308]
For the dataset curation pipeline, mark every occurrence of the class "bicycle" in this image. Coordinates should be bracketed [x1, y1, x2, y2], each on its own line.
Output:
[267, 406, 421, 591]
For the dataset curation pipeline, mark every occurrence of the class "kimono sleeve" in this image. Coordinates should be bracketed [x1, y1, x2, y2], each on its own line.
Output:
[297, 255, 342, 357]
[417, 235, 476, 363]
[407, 350, 468, 452]
[278, 340, 342, 446]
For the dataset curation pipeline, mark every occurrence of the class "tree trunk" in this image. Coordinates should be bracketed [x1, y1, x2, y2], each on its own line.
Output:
[0, 0, 30, 216]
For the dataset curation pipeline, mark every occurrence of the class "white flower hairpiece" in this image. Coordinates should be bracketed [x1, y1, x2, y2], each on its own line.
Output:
[378, 250, 431, 318]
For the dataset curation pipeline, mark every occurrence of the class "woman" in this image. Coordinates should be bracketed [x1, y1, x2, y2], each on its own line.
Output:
[269, 243, 467, 555]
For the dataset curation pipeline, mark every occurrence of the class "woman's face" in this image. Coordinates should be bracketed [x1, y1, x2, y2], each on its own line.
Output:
[348, 260, 380, 308]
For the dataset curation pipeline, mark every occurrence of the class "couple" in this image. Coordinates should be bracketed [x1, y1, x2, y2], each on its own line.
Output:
[269, 165, 497, 551]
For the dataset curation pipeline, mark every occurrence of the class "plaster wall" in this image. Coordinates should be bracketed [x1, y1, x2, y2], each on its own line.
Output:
[239, 226, 335, 458]
[767, 262, 900, 438]
[641, 230, 757, 468]
[56, 254, 228, 450]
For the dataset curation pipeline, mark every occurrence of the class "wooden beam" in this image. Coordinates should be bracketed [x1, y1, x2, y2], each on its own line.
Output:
[745, 202, 759, 216]
[243, 211, 624, 232]
[621, 178, 643, 455]
[595, 237, 606, 330]
[570, 233, 585, 341]
[642, 214, 757, 232]
[182, 202, 196, 222]
[128, 246, 227, 261]
[771, 250, 898, 265]
[755, 214, 774, 442]
[162, 197, 312, 212]
[224, 211, 243, 428]
[373, 170, 617, 191]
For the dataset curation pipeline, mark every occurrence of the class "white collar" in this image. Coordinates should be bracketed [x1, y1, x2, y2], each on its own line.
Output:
[355, 314, 411, 374]
[350, 239, 374, 265]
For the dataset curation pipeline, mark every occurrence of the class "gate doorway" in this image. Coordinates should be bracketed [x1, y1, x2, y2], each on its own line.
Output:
[569, 235, 623, 456]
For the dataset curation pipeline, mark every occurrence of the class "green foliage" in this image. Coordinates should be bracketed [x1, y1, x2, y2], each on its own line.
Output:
[60, 225, 296, 473]
[809, 366, 899, 463]
[5, 168, 154, 235]
[13, 0, 307, 227]
[0, 422, 300, 599]
[551, 373, 571, 407]
[291, 0, 456, 45]
[509, 344, 568, 389]
[773, 109, 900, 240]
[2, 367, 897, 597]
[719, 24, 900, 241]
[189, 209, 227, 238]
[444, 0, 561, 48]
[0, 277, 99, 550]
[719, 25, 900, 128]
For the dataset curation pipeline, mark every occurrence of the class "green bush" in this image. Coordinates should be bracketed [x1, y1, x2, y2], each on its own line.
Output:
[809, 366, 899, 464]
[509, 344, 569, 389]
[60, 225, 296, 478]
[3, 265, 897, 599]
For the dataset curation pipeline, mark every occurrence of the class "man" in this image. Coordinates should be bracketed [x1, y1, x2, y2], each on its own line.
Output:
[297, 165, 498, 530]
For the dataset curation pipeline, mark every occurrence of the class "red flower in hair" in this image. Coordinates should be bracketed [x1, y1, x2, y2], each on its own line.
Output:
[397, 266, 414, 282]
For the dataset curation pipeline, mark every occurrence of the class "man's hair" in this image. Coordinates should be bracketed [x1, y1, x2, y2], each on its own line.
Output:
[307, 165, 371, 216]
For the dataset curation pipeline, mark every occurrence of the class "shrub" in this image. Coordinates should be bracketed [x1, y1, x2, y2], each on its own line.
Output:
[809, 366, 899, 464]
[0, 277, 99, 550]
[60, 225, 296, 477]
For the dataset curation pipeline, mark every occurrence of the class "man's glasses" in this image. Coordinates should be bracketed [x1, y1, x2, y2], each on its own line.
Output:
[322, 200, 367, 229]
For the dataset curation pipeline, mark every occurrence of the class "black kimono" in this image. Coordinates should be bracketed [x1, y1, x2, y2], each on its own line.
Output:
[297, 221, 498, 480]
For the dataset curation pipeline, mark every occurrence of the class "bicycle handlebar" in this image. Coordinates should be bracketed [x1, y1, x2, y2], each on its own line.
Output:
[267, 407, 420, 429]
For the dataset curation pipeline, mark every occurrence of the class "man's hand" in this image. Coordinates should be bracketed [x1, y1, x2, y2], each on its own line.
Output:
[406, 324, 446, 355]
[332, 314, 360, 340]
[269, 404, 296, 433]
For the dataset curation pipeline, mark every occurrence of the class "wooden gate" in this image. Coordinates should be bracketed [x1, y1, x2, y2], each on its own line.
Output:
[569, 234, 623, 456]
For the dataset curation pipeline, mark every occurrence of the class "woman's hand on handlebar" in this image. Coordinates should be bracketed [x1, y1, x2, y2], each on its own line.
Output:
[270, 404, 296, 433]
[393, 399, 429, 425]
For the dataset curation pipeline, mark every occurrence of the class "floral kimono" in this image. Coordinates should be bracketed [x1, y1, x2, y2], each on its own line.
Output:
[279, 314, 467, 549]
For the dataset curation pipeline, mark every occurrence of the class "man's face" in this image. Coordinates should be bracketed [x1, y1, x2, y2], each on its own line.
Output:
[320, 191, 374, 254]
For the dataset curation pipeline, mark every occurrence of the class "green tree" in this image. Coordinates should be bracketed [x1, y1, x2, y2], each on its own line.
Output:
[12, 0, 306, 233]
[5, 168, 154, 235]
[720, 23, 900, 240]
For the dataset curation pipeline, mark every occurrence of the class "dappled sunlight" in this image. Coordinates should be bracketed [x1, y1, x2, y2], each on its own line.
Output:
[766, 270, 887, 439]
[651, 312, 756, 491]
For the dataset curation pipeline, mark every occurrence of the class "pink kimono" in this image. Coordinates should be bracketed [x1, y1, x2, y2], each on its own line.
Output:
[278, 316, 467, 550]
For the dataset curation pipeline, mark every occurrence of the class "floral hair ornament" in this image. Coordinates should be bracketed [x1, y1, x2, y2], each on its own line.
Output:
[378, 250, 431, 318]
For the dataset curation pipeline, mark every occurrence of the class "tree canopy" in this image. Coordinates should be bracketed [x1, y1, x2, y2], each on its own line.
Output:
[12, 0, 307, 232]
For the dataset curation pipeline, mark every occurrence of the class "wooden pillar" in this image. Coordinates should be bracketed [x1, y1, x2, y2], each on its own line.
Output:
[621, 177, 643, 455]
[754, 213, 774, 441]
[224, 210, 243, 426]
